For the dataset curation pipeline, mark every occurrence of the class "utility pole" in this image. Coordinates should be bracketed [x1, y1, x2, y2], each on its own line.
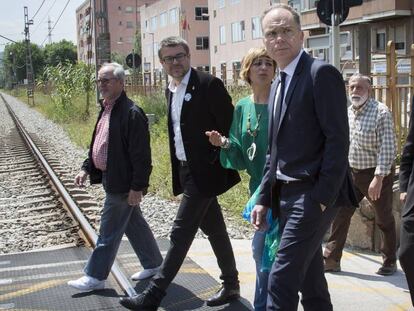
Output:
[47, 17, 53, 44]
[24, 6, 35, 105]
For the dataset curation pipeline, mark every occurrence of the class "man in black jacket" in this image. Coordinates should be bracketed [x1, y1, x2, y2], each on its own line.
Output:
[68, 62, 162, 292]
[120, 37, 241, 310]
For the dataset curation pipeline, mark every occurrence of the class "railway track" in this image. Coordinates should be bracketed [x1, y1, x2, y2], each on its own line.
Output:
[0, 94, 137, 297]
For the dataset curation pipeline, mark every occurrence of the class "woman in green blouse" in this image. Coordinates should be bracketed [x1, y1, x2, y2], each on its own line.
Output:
[206, 47, 276, 311]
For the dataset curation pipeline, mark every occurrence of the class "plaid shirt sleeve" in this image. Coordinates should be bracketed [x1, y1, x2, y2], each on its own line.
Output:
[375, 105, 396, 176]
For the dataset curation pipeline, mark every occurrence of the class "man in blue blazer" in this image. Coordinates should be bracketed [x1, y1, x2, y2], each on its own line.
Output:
[251, 4, 356, 311]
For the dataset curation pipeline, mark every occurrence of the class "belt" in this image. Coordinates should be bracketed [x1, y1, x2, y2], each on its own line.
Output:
[179, 160, 188, 167]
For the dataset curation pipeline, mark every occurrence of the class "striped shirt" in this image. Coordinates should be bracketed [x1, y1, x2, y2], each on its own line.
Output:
[348, 98, 396, 176]
[92, 99, 115, 171]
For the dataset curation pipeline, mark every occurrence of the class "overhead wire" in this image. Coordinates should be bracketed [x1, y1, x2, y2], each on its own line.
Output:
[40, 0, 71, 46]
[31, 0, 47, 20]
[32, 0, 58, 35]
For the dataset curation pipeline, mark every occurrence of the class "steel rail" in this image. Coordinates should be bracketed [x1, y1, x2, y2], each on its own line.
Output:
[1, 94, 137, 297]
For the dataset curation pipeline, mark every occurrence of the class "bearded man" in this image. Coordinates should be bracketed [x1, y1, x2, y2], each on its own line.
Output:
[324, 73, 397, 276]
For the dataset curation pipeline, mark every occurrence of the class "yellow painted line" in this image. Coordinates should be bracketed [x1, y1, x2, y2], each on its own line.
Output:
[386, 302, 412, 311]
[0, 279, 69, 301]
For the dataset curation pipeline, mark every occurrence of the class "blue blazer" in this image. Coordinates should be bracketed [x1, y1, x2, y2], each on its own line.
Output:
[257, 52, 356, 214]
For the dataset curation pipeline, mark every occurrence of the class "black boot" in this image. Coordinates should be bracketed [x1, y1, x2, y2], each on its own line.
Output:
[206, 284, 240, 307]
[119, 286, 165, 310]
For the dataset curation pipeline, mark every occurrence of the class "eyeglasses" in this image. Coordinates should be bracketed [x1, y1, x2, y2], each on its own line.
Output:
[264, 27, 298, 40]
[96, 77, 117, 84]
[162, 53, 187, 64]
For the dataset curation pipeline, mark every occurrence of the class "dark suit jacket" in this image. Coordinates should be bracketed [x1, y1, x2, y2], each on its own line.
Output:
[257, 52, 356, 215]
[399, 98, 414, 216]
[166, 68, 240, 197]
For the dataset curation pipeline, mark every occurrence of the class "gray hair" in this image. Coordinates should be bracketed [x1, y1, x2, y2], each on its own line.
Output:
[261, 3, 301, 29]
[158, 36, 190, 59]
[349, 73, 372, 86]
[100, 62, 125, 81]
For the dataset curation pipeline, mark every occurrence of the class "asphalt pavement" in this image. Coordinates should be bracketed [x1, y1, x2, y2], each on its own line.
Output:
[188, 239, 412, 311]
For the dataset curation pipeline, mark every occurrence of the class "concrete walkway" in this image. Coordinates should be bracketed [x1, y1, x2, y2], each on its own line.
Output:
[188, 239, 412, 311]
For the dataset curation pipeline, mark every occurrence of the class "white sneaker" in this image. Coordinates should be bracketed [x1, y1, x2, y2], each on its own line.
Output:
[67, 275, 105, 292]
[131, 266, 160, 281]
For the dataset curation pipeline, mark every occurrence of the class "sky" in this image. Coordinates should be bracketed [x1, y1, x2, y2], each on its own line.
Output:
[0, 0, 86, 52]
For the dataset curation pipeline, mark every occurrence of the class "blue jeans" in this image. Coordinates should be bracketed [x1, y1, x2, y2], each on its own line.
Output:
[252, 230, 269, 311]
[85, 177, 163, 280]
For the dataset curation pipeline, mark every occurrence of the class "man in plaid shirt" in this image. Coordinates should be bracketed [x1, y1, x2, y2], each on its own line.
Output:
[323, 73, 397, 275]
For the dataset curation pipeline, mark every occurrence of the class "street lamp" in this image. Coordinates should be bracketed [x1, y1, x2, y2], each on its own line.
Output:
[147, 32, 155, 86]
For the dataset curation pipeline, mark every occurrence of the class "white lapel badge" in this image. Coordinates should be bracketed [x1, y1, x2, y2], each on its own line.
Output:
[184, 93, 192, 102]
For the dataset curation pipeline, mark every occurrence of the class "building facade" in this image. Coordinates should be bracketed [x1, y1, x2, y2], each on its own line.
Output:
[295, 0, 414, 77]
[139, 0, 209, 83]
[76, 0, 157, 64]
[207, 0, 278, 84]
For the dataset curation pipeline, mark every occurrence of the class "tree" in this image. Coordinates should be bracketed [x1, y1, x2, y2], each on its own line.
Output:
[43, 40, 77, 66]
[3, 41, 44, 86]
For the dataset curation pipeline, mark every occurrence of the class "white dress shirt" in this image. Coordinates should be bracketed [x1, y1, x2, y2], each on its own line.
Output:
[168, 68, 192, 161]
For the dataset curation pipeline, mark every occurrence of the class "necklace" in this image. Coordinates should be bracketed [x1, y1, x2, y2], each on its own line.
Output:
[246, 109, 261, 161]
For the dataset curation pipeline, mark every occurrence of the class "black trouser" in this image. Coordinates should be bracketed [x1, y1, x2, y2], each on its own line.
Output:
[399, 201, 414, 306]
[150, 164, 239, 292]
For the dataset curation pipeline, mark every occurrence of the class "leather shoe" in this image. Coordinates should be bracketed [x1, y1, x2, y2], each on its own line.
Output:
[324, 258, 341, 273]
[206, 285, 240, 307]
[376, 263, 397, 276]
[119, 287, 165, 310]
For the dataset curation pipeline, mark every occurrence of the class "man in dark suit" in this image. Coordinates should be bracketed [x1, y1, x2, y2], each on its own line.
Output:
[251, 4, 355, 310]
[399, 96, 414, 307]
[120, 36, 241, 310]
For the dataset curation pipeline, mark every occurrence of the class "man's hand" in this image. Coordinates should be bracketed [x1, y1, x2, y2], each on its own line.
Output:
[205, 130, 225, 147]
[128, 190, 143, 206]
[74, 170, 88, 187]
[400, 192, 407, 203]
[368, 175, 384, 201]
[251, 205, 269, 231]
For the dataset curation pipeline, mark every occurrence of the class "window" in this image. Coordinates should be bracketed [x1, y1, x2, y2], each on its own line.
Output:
[126, 21, 133, 29]
[169, 8, 178, 24]
[288, 0, 301, 12]
[305, 0, 317, 9]
[196, 66, 210, 72]
[196, 37, 209, 50]
[125, 6, 133, 13]
[251, 17, 262, 39]
[230, 0, 240, 4]
[159, 11, 167, 27]
[219, 25, 226, 44]
[145, 20, 149, 32]
[395, 25, 406, 51]
[375, 29, 386, 51]
[218, 0, 225, 9]
[231, 21, 245, 42]
[119, 21, 123, 26]
[150, 16, 157, 31]
[195, 7, 208, 20]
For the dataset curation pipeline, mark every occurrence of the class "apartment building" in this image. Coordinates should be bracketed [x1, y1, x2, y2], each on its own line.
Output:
[208, 0, 279, 83]
[297, 0, 414, 76]
[139, 0, 209, 82]
[208, 0, 413, 83]
[76, 0, 157, 64]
